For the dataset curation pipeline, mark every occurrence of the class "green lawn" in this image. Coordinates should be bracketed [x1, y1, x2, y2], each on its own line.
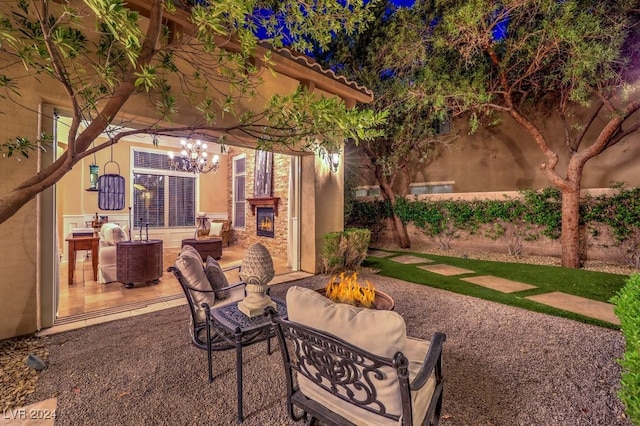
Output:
[364, 250, 629, 329]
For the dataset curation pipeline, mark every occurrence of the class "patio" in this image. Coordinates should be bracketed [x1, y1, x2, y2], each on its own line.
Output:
[19, 272, 629, 425]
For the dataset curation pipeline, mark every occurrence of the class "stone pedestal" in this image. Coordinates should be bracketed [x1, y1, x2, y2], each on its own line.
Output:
[238, 282, 277, 317]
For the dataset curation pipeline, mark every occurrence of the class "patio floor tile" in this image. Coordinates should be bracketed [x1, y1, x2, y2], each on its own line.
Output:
[418, 264, 474, 276]
[389, 255, 434, 264]
[461, 275, 537, 293]
[525, 292, 620, 325]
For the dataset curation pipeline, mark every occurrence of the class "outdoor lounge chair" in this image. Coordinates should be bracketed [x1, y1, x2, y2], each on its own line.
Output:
[266, 285, 446, 426]
[168, 245, 246, 351]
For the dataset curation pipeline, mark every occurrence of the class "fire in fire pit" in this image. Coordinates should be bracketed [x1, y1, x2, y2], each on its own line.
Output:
[324, 272, 376, 308]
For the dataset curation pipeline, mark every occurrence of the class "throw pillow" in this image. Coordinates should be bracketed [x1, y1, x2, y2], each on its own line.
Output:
[175, 251, 214, 323]
[205, 256, 230, 299]
[181, 244, 201, 260]
[286, 285, 407, 358]
[209, 221, 223, 237]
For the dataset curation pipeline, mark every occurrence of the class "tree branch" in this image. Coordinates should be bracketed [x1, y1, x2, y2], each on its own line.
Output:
[36, 0, 82, 156]
[608, 120, 640, 148]
[575, 100, 605, 150]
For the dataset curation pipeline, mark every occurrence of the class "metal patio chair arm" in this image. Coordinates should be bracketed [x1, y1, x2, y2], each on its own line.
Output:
[410, 332, 446, 391]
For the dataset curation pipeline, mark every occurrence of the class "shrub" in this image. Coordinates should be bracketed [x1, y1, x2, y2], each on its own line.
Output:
[321, 228, 371, 274]
[346, 200, 390, 242]
[611, 273, 640, 425]
[347, 185, 640, 259]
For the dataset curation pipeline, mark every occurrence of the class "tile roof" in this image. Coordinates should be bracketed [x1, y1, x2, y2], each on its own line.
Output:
[267, 44, 374, 101]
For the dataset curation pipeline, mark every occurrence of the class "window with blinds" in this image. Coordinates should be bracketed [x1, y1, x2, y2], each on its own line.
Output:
[233, 155, 246, 228]
[133, 149, 196, 228]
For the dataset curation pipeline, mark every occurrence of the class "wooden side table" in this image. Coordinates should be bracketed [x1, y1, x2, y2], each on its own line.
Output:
[181, 238, 222, 261]
[116, 240, 163, 288]
[65, 234, 99, 285]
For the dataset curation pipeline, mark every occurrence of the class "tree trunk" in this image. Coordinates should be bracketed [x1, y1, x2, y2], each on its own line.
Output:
[560, 186, 581, 268]
[378, 182, 410, 248]
[390, 210, 411, 248]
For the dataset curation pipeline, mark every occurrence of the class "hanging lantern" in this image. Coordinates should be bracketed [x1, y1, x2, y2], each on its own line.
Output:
[98, 161, 125, 210]
[88, 164, 99, 191]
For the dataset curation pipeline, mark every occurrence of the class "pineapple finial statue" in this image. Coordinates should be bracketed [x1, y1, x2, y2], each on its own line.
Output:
[237, 243, 276, 317]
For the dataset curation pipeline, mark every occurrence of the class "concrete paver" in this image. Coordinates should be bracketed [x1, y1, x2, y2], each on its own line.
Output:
[418, 264, 474, 276]
[367, 250, 395, 258]
[525, 291, 620, 325]
[389, 255, 434, 264]
[462, 275, 537, 293]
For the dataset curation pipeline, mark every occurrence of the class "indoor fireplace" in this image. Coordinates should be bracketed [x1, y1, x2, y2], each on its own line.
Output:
[256, 207, 275, 238]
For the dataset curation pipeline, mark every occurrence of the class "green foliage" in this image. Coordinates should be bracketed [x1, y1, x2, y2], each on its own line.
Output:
[321, 228, 371, 275]
[585, 187, 640, 242]
[611, 274, 640, 424]
[391, 192, 563, 243]
[521, 187, 563, 239]
[349, 186, 640, 258]
[0, 0, 384, 160]
[0, 134, 51, 159]
[390, 0, 636, 117]
[381, 0, 639, 267]
[312, 0, 446, 199]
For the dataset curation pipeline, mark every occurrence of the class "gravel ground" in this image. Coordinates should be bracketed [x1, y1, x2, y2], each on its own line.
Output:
[10, 273, 630, 425]
[0, 337, 49, 413]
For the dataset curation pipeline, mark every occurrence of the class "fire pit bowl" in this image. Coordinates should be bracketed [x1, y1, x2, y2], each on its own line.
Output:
[315, 288, 395, 311]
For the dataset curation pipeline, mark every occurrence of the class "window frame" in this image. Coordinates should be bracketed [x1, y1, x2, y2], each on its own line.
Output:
[409, 181, 454, 195]
[232, 154, 246, 230]
[130, 146, 200, 229]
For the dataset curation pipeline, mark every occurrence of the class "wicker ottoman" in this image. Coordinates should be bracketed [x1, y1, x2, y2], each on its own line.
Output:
[181, 238, 222, 261]
[116, 240, 163, 288]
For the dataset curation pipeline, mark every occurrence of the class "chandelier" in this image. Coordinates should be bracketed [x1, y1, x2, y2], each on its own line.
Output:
[167, 139, 220, 173]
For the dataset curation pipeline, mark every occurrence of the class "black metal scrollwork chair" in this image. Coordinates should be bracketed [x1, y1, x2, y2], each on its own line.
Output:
[266, 285, 446, 426]
[168, 245, 246, 351]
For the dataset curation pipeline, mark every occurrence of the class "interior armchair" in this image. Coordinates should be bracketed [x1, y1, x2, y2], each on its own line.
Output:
[97, 222, 128, 283]
[206, 219, 231, 246]
[267, 286, 447, 426]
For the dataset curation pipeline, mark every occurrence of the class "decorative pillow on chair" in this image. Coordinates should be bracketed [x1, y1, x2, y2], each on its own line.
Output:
[209, 221, 223, 237]
[175, 250, 214, 323]
[181, 244, 201, 260]
[205, 256, 230, 299]
[286, 285, 407, 357]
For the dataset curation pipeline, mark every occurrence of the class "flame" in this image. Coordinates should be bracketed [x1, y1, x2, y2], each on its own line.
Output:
[324, 272, 376, 308]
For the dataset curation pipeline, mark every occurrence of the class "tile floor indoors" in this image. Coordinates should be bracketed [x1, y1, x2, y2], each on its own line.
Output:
[56, 244, 294, 323]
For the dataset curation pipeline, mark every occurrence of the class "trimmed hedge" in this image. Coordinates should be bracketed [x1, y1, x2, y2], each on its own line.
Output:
[611, 274, 640, 425]
[321, 228, 371, 274]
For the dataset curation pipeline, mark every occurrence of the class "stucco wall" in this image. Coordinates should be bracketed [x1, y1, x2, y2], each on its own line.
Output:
[0, 1, 352, 339]
[0, 89, 41, 340]
[353, 105, 640, 193]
